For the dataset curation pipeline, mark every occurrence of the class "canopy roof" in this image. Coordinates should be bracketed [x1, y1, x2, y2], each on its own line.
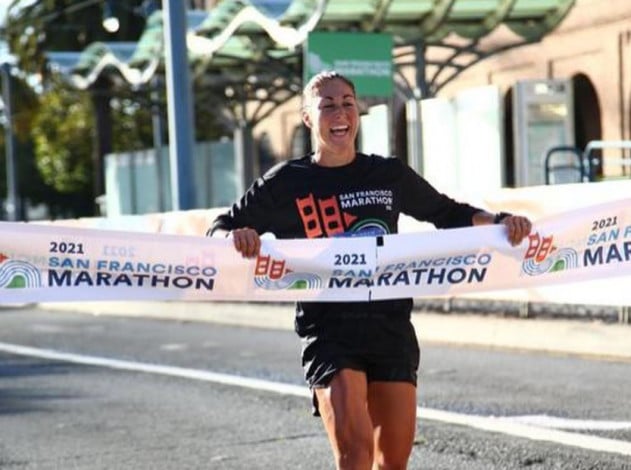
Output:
[46, 0, 575, 122]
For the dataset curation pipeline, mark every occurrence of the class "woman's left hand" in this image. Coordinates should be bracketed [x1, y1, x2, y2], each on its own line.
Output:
[501, 215, 532, 246]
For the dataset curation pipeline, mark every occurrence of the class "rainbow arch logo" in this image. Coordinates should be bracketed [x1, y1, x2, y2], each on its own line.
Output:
[520, 233, 579, 277]
[0, 253, 43, 289]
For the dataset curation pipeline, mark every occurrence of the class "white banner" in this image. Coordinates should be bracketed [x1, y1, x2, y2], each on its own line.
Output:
[1, 199, 630, 304]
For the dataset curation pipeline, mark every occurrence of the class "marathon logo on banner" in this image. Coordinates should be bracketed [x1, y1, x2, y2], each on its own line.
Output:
[1, 199, 631, 304]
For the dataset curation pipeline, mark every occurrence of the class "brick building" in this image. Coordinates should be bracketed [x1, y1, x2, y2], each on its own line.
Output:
[260, 0, 631, 187]
[439, 0, 631, 183]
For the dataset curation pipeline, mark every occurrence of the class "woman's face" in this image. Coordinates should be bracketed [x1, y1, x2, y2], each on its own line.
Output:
[302, 78, 359, 158]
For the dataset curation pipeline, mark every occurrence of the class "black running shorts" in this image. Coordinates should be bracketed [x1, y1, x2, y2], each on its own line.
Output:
[299, 312, 420, 416]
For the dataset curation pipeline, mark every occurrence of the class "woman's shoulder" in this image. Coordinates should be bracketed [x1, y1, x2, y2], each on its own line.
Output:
[262, 154, 312, 180]
[359, 153, 406, 171]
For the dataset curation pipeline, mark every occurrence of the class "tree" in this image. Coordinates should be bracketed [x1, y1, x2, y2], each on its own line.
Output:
[3, 0, 151, 217]
[32, 76, 94, 194]
[0, 66, 57, 219]
[4, 0, 231, 217]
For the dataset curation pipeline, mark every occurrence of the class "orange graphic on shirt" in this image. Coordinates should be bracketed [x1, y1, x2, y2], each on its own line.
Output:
[295, 194, 357, 238]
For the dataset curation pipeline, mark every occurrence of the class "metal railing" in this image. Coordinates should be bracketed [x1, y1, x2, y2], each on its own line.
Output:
[544, 146, 585, 184]
[544, 140, 631, 184]
[583, 140, 631, 181]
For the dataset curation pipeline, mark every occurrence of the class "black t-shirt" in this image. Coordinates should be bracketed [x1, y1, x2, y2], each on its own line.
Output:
[211, 153, 482, 334]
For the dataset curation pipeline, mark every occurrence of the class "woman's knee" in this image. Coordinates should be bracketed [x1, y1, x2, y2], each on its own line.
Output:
[325, 394, 374, 463]
[322, 403, 374, 469]
[372, 447, 411, 470]
[335, 420, 373, 454]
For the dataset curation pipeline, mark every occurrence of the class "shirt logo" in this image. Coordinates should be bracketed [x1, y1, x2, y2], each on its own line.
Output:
[295, 192, 389, 238]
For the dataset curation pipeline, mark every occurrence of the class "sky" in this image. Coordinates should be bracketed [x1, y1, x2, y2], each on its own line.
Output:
[0, 2, 8, 27]
[0, 0, 36, 62]
[0, 0, 34, 27]
[0, 2, 9, 63]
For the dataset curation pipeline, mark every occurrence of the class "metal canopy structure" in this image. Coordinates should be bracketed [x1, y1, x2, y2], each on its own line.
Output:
[45, 0, 576, 200]
[48, 0, 576, 102]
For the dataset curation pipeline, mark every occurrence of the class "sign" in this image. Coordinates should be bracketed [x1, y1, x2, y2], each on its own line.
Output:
[304, 31, 393, 97]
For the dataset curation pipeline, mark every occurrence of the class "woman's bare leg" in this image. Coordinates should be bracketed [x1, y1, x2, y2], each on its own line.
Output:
[367, 382, 417, 470]
[315, 369, 374, 470]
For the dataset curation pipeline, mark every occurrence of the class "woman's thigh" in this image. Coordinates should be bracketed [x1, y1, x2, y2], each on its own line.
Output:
[315, 369, 374, 453]
[367, 381, 417, 464]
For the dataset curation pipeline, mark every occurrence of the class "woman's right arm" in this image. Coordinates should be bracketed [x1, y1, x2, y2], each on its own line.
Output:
[207, 172, 279, 258]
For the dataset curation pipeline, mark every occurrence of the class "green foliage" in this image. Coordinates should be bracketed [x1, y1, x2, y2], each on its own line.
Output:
[32, 78, 94, 194]
[3, 0, 152, 217]
[0, 71, 38, 195]
[2, 0, 232, 217]
[193, 88, 231, 142]
[110, 90, 155, 152]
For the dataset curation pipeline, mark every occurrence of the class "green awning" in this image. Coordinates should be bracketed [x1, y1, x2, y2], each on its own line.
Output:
[47, 0, 575, 101]
[274, 0, 575, 42]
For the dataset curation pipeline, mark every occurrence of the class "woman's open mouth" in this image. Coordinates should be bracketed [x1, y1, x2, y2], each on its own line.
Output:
[330, 125, 350, 136]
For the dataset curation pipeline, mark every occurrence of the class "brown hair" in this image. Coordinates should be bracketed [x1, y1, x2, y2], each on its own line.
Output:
[302, 71, 356, 108]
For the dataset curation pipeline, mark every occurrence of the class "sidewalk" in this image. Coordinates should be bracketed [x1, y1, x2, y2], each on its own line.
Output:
[35, 300, 631, 362]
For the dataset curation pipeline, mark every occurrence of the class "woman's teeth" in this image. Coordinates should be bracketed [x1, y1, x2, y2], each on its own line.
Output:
[331, 126, 349, 135]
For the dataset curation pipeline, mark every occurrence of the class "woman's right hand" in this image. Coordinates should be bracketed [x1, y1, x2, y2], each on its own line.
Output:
[230, 227, 261, 258]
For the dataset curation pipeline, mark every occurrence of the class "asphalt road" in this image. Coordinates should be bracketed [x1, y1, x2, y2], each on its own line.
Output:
[1, 307, 631, 469]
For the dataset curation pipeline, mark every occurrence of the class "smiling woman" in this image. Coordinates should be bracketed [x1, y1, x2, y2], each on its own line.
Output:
[301, 72, 359, 167]
[208, 70, 533, 470]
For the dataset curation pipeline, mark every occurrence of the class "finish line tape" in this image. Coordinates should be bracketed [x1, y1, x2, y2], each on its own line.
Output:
[1, 199, 630, 304]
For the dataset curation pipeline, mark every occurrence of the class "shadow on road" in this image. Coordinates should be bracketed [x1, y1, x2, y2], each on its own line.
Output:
[0, 356, 87, 415]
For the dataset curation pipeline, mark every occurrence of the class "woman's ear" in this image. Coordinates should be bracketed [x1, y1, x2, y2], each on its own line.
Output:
[302, 109, 312, 129]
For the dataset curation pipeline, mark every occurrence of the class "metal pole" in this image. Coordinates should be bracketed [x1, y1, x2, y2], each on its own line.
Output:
[90, 80, 112, 208]
[407, 39, 430, 176]
[233, 122, 256, 195]
[405, 98, 423, 175]
[1, 63, 18, 221]
[150, 76, 166, 212]
[163, 0, 196, 210]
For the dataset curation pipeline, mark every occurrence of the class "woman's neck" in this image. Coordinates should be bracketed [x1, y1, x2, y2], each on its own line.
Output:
[311, 148, 356, 167]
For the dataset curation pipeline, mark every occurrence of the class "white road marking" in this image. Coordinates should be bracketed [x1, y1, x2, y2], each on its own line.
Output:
[159, 343, 188, 351]
[497, 414, 631, 431]
[1, 341, 630, 457]
[421, 408, 631, 456]
[0, 342, 310, 397]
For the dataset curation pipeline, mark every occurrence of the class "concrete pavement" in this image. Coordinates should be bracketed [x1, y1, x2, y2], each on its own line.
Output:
[31, 300, 631, 362]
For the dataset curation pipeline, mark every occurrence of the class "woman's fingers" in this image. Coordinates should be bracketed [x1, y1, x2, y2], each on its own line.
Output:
[232, 228, 261, 258]
[503, 216, 533, 246]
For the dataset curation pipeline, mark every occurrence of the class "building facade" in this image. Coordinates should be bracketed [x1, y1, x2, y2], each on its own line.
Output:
[259, 0, 631, 187]
[440, 0, 631, 183]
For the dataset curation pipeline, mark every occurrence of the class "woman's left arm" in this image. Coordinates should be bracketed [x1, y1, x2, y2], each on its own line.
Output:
[472, 211, 533, 246]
